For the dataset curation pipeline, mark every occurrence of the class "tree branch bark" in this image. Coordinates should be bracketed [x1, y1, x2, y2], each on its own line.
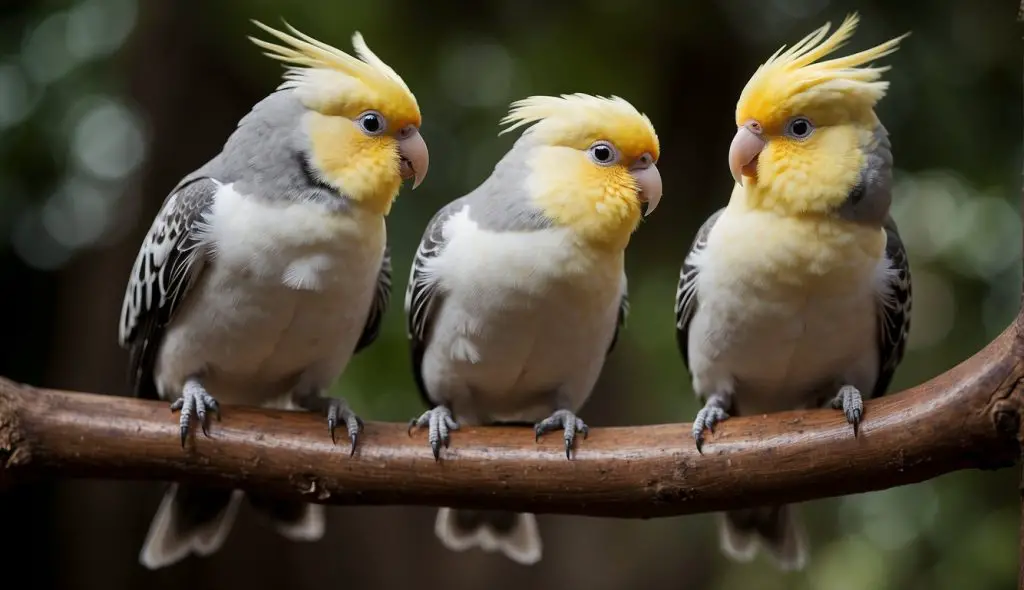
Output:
[0, 320, 1021, 518]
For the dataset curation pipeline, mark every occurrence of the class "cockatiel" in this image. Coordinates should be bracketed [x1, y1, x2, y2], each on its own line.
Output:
[117, 21, 428, 569]
[674, 14, 912, 570]
[405, 94, 662, 565]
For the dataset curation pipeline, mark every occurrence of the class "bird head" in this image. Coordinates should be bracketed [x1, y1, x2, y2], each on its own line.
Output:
[729, 13, 908, 221]
[499, 93, 662, 250]
[250, 21, 428, 216]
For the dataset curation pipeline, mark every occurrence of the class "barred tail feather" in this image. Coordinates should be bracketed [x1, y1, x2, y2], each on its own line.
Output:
[138, 483, 243, 570]
[434, 508, 542, 565]
[720, 504, 808, 571]
[246, 493, 326, 542]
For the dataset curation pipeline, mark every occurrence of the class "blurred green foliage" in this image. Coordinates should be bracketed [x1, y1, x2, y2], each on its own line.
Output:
[0, 0, 1019, 589]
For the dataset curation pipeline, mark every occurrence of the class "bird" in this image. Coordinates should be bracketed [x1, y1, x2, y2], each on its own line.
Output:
[116, 20, 428, 569]
[673, 13, 912, 571]
[404, 93, 662, 565]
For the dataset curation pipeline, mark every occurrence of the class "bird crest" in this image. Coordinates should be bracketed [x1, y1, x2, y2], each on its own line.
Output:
[248, 20, 420, 125]
[500, 93, 659, 160]
[736, 13, 909, 124]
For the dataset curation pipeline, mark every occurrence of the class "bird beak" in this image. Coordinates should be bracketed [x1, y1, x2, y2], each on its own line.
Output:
[728, 123, 766, 187]
[398, 128, 429, 189]
[630, 160, 663, 217]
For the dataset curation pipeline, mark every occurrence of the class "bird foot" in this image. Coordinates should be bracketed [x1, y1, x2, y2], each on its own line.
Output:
[326, 399, 364, 456]
[830, 385, 863, 435]
[534, 409, 589, 460]
[170, 380, 220, 448]
[407, 406, 459, 461]
[693, 392, 731, 454]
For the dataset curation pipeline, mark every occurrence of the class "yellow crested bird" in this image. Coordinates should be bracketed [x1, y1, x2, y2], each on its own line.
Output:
[117, 21, 428, 569]
[405, 93, 662, 564]
[674, 14, 912, 570]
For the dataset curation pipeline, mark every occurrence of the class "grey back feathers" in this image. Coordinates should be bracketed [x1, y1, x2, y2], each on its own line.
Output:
[463, 135, 555, 232]
[836, 124, 893, 227]
[190, 89, 352, 211]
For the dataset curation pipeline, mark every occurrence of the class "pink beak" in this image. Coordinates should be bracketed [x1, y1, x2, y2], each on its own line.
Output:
[728, 122, 766, 186]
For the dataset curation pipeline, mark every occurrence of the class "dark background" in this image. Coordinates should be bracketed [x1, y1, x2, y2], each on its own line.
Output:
[0, 1, 1020, 589]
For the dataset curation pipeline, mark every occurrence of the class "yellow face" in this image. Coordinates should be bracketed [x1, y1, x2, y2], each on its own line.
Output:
[306, 88, 426, 216]
[732, 97, 878, 217]
[508, 95, 663, 251]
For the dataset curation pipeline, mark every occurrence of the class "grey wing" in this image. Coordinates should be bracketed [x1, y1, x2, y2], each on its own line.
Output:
[872, 214, 912, 398]
[353, 243, 391, 354]
[404, 198, 464, 407]
[118, 177, 217, 400]
[674, 208, 725, 373]
[606, 272, 629, 355]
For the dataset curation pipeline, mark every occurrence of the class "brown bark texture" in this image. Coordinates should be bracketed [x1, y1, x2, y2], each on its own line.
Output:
[1, 318, 1022, 518]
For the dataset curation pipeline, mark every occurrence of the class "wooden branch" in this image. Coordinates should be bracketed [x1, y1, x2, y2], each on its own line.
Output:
[1, 320, 1022, 518]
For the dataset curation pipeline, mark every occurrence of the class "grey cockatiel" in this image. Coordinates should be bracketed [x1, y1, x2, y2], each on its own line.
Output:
[116, 22, 428, 569]
[673, 15, 912, 571]
[404, 93, 663, 565]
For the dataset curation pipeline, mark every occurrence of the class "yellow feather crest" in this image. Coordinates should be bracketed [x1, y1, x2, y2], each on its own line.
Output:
[500, 93, 659, 160]
[248, 20, 419, 123]
[737, 13, 909, 124]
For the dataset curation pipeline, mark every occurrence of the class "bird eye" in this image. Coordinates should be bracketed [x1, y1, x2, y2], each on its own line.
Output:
[357, 110, 387, 136]
[785, 116, 814, 140]
[588, 141, 619, 166]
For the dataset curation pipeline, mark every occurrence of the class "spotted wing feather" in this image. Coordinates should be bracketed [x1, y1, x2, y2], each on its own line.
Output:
[353, 244, 391, 354]
[404, 199, 466, 408]
[674, 208, 725, 373]
[118, 178, 217, 400]
[872, 214, 912, 398]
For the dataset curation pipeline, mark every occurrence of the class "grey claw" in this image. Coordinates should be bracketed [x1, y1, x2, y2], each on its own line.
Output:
[832, 385, 864, 436]
[534, 409, 588, 460]
[409, 406, 458, 461]
[325, 399, 362, 455]
[692, 401, 730, 454]
[171, 381, 220, 448]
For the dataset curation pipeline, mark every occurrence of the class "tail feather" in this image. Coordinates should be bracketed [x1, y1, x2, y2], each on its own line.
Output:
[434, 508, 542, 565]
[139, 484, 243, 570]
[246, 493, 325, 542]
[720, 504, 807, 571]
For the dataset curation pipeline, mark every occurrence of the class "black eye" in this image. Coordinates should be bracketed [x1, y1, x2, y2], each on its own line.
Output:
[786, 116, 814, 139]
[358, 111, 386, 136]
[588, 141, 618, 166]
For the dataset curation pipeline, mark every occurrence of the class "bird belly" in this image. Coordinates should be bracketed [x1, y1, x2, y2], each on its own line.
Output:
[421, 228, 621, 425]
[687, 211, 884, 414]
[690, 289, 879, 415]
[154, 189, 384, 405]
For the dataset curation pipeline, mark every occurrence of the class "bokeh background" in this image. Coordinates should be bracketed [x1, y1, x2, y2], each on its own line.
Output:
[0, 0, 1020, 589]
